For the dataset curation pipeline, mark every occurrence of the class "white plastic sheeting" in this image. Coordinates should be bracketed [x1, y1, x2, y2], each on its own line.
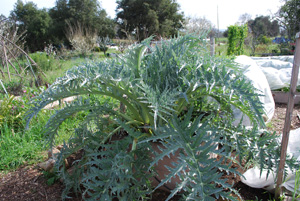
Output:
[236, 55, 300, 196]
[234, 55, 275, 124]
[251, 56, 298, 90]
[241, 128, 300, 195]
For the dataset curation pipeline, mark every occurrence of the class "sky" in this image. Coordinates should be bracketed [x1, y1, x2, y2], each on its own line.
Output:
[0, 0, 284, 30]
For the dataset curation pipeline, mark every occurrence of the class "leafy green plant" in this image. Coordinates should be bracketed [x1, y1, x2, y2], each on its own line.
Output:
[26, 34, 298, 200]
[291, 169, 300, 200]
[0, 95, 27, 132]
[0, 111, 48, 171]
[42, 170, 60, 186]
[0, 101, 85, 171]
[258, 35, 272, 45]
[227, 24, 248, 56]
[29, 52, 60, 72]
[65, 21, 97, 57]
[97, 36, 110, 56]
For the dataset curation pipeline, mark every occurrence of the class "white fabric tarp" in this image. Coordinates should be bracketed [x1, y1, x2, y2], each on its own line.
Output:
[241, 128, 300, 196]
[236, 55, 300, 197]
[234, 55, 275, 125]
[251, 56, 298, 90]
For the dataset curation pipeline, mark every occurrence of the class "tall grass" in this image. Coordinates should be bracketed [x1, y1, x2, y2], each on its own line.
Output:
[0, 111, 51, 171]
[0, 49, 117, 173]
[0, 91, 118, 173]
[0, 108, 89, 172]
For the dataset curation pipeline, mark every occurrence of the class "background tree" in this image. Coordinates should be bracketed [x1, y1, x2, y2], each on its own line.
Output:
[247, 15, 279, 55]
[238, 13, 252, 25]
[184, 16, 214, 35]
[49, 0, 115, 45]
[65, 21, 97, 56]
[116, 0, 184, 41]
[278, 0, 300, 39]
[248, 15, 279, 38]
[10, 0, 52, 52]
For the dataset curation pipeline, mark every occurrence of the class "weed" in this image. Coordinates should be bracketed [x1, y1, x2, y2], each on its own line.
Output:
[42, 170, 60, 186]
[29, 52, 61, 72]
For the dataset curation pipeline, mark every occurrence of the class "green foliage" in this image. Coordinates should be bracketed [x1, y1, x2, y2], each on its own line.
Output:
[97, 36, 110, 56]
[42, 170, 60, 186]
[0, 106, 49, 170]
[247, 15, 280, 56]
[279, 42, 295, 55]
[49, 0, 115, 45]
[29, 52, 60, 72]
[0, 95, 27, 132]
[142, 112, 239, 200]
[56, 135, 153, 200]
[93, 46, 101, 52]
[292, 168, 300, 200]
[26, 34, 298, 200]
[259, 35, 272, 45]
[10, 0, 52, 52]
[116, 0, 184, 40]
[227, 24, 248, 56]
[248, 16, 280, 38]
[279, 0, 300, 39]
[0, 101, 85, 171]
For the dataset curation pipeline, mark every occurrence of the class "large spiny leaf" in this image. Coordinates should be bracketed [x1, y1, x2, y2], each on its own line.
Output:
[140, 112, 239, 200]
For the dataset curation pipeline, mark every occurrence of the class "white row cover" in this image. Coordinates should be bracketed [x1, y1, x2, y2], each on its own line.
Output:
[234, 55, 275, 124]
[235, 55, 300, 197]
[241, 128, 300, 196]
[251, 56, 296, 90]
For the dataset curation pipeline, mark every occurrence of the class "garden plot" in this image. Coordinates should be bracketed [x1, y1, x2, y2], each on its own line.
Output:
[235, 55, 300, 197]
[234, 55, 300, 124]
[251, 55, 296, 90]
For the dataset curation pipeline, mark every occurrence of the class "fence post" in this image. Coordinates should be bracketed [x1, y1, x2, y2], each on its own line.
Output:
[275, 32, 300, 200]
[210, 36, 215, 56]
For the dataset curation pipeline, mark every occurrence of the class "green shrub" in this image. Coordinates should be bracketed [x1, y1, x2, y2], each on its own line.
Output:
[259, 35, 272, 44]
[26, 34, 298, 200]
[29, 52, 60, 72]
[0, 81, 24, 96]
[93, 46, 101, 52]
[99, 46, 108, 52]
[0, 95, 27, 132]
[227, 24, 248, 55]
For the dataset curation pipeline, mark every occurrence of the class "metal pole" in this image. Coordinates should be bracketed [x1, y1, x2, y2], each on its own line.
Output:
[275, 32, 300, 200]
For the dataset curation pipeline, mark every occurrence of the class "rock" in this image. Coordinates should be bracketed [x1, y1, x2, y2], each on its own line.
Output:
[56, 145, 63, 150]
[38, 159, 55, 171]
[43, 96, 77, 110]
[48, 148, 60, 159]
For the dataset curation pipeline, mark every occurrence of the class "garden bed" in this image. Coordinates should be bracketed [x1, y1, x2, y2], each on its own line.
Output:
[1, 103, 298, 201]
[272, 91, 300, 105]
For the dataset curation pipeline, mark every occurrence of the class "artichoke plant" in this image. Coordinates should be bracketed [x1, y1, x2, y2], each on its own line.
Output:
[26, 34, 296, 200]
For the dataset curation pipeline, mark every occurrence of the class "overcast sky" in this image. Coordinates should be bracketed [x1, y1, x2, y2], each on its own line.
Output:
[0, 0, 284, 30]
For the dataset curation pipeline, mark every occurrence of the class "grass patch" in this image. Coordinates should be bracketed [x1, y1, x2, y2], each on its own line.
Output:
[0, 108, 86, 172]
[0, 111, 51, 171]
[0, 49, 121, 174]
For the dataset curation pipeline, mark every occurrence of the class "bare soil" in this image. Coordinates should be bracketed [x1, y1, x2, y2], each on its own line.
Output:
[1, 103, 300, 201]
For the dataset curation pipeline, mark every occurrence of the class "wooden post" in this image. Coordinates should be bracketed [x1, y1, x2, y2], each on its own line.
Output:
[210, 36, 215, 56]
[275, 32, 300, 200]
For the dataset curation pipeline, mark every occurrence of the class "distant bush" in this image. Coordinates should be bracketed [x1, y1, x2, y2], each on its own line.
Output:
[29, 52, 60, 72]
[99, 46, 108, 52]
[93, 46, 108, 53]
[259, 35, 272, 45]
[93, 46, 101, 52]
